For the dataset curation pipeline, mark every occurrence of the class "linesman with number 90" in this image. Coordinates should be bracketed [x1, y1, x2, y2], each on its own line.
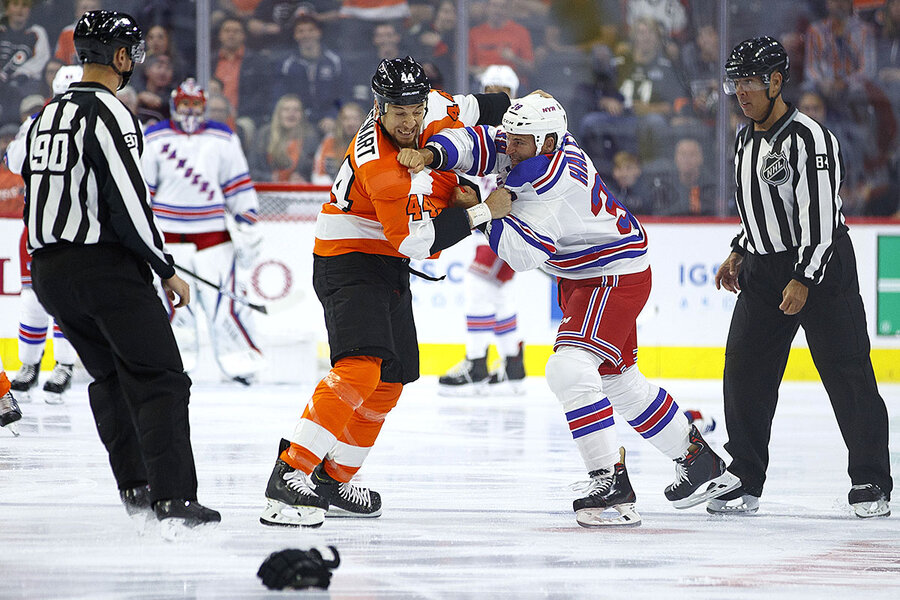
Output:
[21, 11, 220, 529]
[711, 37, 892, 518]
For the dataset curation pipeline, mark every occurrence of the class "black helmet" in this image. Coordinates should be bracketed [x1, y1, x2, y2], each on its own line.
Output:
[725, 36, 789, 85]
[371, 56, 430, 114]
[74, 10, 145, 87]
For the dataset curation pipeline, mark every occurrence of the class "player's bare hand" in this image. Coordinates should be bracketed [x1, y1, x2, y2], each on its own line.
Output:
[398, 148, 433, 174]
[528, 89, 554, 99]
[779, 279, 808, 315]
[714, 252, 743, 293]
[484, 187, 513, 219]
[163, 274, 191, 308]
[452, 185, 479, 209]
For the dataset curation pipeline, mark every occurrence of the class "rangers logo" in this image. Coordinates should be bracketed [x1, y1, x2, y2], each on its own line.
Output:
[760, 150, 791, 186]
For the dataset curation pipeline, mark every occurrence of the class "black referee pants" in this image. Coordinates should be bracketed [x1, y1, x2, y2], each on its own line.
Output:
[31, 244, 199, 503]
[722, 234, 892, 499]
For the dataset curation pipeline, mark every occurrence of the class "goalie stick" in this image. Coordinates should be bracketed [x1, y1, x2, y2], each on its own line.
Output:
[174, 264, 269, 314]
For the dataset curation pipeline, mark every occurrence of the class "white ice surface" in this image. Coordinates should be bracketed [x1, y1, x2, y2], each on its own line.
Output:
[1, 377, 898, 599]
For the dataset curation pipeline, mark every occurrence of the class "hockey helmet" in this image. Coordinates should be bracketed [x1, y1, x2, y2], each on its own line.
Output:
[723, 36, 789, 95]
[480, 64, 519, 97]
[74, 10, 145, 89]
[52, 65, 83, 95]
[371, 56, 430, 114]
[501, 95, 568, 152]
[170, 78, 207, 134]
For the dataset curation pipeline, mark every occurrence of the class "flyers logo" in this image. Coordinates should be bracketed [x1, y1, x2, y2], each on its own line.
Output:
[446, 105, 459, 121]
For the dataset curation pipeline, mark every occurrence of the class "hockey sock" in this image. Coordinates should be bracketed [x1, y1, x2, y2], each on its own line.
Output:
[283, 356, 382, 473]
[17, 288, 51, 365]
[603, 366, 690, 459]
[1, 371, 10, 396]
[51, 323, 77, 364]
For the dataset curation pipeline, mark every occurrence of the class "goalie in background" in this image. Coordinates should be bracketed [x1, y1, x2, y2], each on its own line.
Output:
[142, 78, 264, 385]
[438, 64, 526, 396]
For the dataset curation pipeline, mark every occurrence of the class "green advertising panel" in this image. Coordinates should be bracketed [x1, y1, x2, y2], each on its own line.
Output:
[877, 235, 900, 336]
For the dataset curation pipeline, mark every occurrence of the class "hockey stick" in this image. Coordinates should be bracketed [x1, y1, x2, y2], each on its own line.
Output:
[174, 264, 269, 314]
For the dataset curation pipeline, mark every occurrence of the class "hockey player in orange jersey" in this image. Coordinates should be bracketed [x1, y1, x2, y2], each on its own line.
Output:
[260, 56, 514, 527]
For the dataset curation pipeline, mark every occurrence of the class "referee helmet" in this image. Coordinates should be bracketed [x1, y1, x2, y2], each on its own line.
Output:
[74, 11, 145, 89]
[723, 36, 789, 95]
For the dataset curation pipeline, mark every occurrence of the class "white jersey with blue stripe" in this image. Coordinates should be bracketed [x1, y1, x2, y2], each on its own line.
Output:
[428, 126, 650, 279]
[142, 120, 258, 234]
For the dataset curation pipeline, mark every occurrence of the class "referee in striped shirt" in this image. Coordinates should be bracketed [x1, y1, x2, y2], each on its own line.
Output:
[710, 37, 892, 517]
[22, 11, 219, 528]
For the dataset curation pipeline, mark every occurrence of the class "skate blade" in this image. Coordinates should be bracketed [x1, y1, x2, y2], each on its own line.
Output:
[576, 504, 642, 528]
[325, 506, 382, 518]
[259, 500, 325, 528]
[44, 392, 65, 405]
[2, 421, 21, 436]
[853, 500, 891, 519]
[436, 382, 489, 397]
[486, 379, 526, 396]
[672, 471, 742, 510]
[159, 517, 220, 541]
[706, 494, 759, 515]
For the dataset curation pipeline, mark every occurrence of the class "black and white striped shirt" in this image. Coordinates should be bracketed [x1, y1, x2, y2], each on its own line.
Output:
[731, 105, 847, 286]
[22, 82, 174, 279]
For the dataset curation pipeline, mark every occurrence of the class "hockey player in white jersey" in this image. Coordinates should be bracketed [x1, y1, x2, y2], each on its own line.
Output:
[439, 65, 526, 396]
[4, 65, 83, 404]
[142, 78, 264, 384]
[401, 95, 740, 526]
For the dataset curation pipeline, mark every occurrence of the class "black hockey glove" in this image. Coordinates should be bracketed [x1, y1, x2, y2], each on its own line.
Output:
[257, 546, 341, 590]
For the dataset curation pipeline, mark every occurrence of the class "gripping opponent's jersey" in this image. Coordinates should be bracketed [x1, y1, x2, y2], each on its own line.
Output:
[313, 89, 481, 261]
[142, 120, 259, 234]
[427, 126, 650, 279]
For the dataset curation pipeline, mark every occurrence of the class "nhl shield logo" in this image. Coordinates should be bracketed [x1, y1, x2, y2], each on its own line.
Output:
[761, 150, 791, 185]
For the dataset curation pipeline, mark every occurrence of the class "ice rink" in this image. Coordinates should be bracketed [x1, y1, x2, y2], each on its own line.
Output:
[1, 376, 898, 599]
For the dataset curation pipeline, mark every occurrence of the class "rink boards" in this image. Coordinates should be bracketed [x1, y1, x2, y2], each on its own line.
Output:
[1, 217, 899, 382]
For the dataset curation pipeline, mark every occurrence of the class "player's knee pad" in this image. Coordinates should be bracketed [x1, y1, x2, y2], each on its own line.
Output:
[324, 356, 383, 411]
[600, 365, 657, 419]
[19, 287, 52, 324]
[544, 346, 604, 408]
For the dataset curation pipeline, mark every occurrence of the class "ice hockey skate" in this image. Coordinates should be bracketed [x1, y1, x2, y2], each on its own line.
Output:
[665, 424, 741, 509]
[120, 484, 155, 531]
[154, 498, 221, 539]
[1, 389, 23, 436]
[10, 362, 40, 400]
[571, 447, 641, 527]
[42, 362, 73, 405]
[486, 344, 526, 395]
[706, 487, 760, 515]
[438, 355, 489, 396]
[312, 462, 382, 518]
[848, 484, 891, 518]
[260, 439, 329, 528]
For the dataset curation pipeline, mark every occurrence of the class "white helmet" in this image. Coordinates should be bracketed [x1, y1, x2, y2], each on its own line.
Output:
[480, 64, 519, 97]
[52, 65, 83, 95]
[501, 95, 567, 152]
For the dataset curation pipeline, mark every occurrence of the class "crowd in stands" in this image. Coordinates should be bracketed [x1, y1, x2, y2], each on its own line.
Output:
[1, 0, 899, 217]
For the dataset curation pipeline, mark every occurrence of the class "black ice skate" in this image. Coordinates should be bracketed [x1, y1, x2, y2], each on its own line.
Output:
[312, 462, 382, 518]
[706, 486, 759, 515]
[572, 447, 641, 527]
[120, 484, 155, 530]
[849, 483, 891, 518]
[438, 355, 489, 396]
[1, 390, 23, 436]
[154, 498, 221, 539]
[10, 362, 39, 396]
[665, 424, 741, 509]
[260, 439, 329, 528]
[487, 343, 526, 395]
[42, 363, 73, 405]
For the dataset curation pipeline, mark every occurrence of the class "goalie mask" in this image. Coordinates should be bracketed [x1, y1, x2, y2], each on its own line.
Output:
[171, 78, 207, 134]
[502, 95, 568, 153]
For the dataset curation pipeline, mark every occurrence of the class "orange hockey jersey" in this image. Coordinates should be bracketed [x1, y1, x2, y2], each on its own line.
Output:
[313, 89, 482, 260]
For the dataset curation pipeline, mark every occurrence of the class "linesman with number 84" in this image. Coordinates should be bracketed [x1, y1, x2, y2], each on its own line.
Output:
[21, 10, 220, 531]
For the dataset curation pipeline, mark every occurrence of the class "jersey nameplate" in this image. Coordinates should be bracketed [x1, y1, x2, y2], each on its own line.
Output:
[354, 112, 379, 166]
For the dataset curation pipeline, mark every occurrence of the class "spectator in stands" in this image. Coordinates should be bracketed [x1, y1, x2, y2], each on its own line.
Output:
[626, 0, 687, 58]
[54, 0, 101, 65]
[331, 0, 412, 43]
[272, 13, 344, 135]
[135, 54, 176, 126]
[413, 0, 457, 78]
[344, 21, 409, 103]
[606, 151, 652, 215]
[144, 24, 187, 83]
[213, 17, 247, 114]
[0, 122, 24, 218]
[0, 0, 50, 126]
[531, 21, 592, 127]
[251, 93, 319, 183]
[648, 137, 716, 216]
[311, 101, 364, 185]
[117, 85, 139, 116]
[877, 0, 900, 122]
[40, 57, 63, 100]
[248, 0, 332, 51]
[679, 22, 719, 125]
[804, 0, 876, 110]
[208, 92, 256, 151]
[468, 0, 534, 83]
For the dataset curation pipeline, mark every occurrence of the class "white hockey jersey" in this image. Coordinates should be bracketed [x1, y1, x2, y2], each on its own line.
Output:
[142, 120, 259, 234]
[427, 126, 650, 279]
